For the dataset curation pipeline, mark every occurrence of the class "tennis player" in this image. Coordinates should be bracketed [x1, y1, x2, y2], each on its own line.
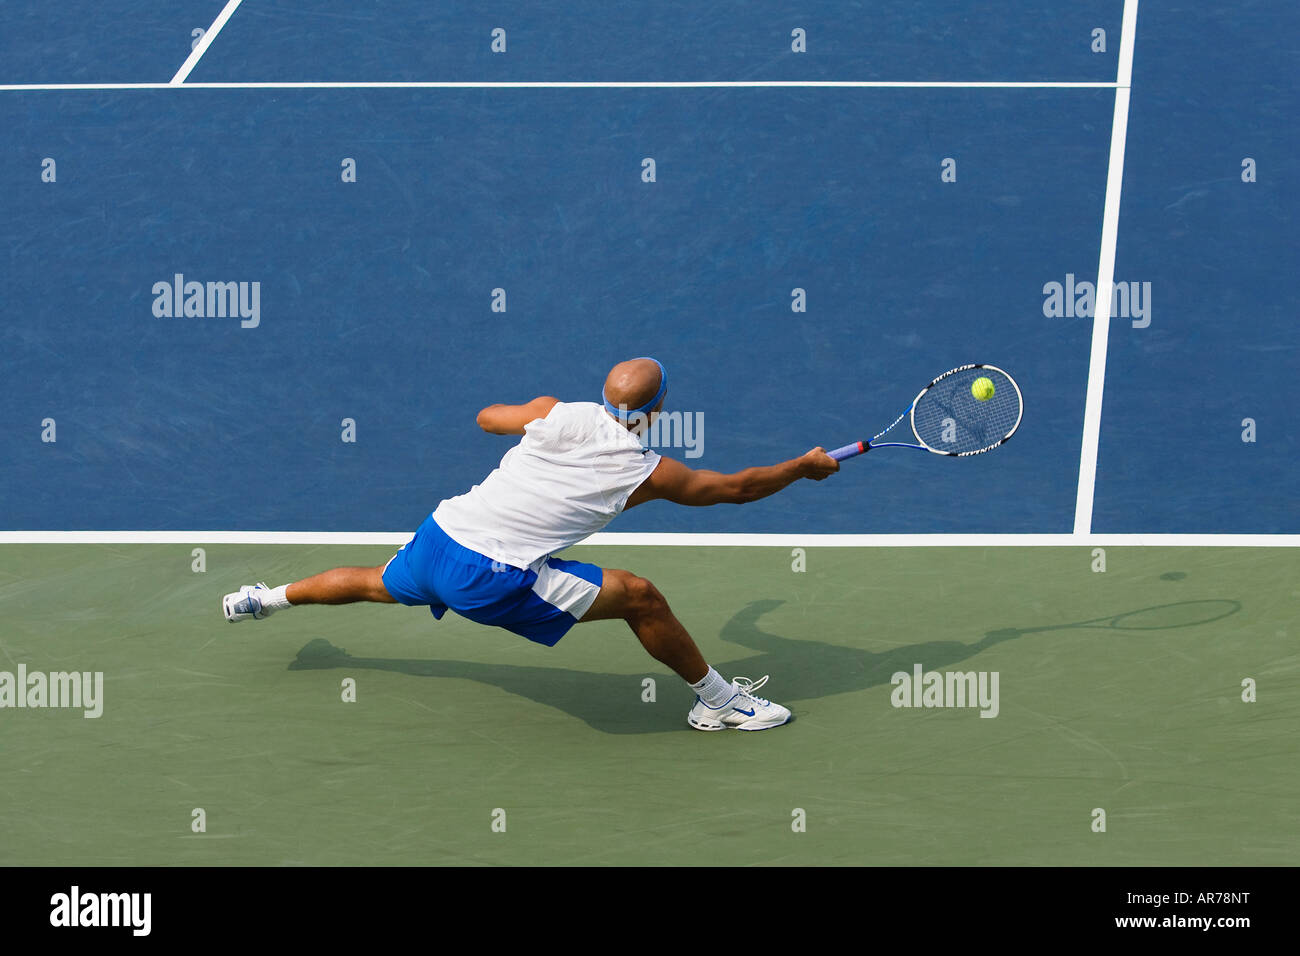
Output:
[223, 358, 838, 731]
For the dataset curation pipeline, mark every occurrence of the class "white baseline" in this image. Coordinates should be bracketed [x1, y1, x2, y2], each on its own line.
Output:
[0, 532, 1294, 547]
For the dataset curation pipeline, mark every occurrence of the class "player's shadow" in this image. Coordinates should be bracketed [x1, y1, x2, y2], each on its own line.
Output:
[287, 599, 1023, 735]
[290, 637, 677, 734]
[289, 597, 1240, 735]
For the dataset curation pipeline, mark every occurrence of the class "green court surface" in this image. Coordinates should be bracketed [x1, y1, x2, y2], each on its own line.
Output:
[1, 544, 1296, 866]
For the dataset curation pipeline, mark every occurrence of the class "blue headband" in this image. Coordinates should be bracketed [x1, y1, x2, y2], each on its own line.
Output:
[603, 357, 667, 420]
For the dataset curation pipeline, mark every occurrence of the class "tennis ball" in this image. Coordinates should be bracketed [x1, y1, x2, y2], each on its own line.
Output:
[971, 376, 995, 401]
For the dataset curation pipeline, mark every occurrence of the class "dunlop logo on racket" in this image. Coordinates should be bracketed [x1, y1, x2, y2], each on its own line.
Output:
[828, 364, 1023, 461]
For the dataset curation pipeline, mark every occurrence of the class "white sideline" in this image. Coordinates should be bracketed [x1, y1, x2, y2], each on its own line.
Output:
[170, 0, 245, 85]
[1, 80, 1119, 92]
[0, 532, 1294, 547]
[1073, 0, 1139, 534]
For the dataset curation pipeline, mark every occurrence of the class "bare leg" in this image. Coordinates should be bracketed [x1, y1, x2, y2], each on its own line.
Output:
[580, 568, 708, 683]
[286, 565, 397, 605]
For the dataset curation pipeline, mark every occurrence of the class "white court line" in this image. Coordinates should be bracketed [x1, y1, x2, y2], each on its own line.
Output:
[0, 80, 1119, 93]
[0, 532, 1294, 547]
[170, 0, 245, 85]
[1074, 0, 1139, 534]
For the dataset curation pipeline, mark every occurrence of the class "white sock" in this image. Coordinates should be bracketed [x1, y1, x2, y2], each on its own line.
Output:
[261, 584, 292, 611]
[690, 667, 735, 708]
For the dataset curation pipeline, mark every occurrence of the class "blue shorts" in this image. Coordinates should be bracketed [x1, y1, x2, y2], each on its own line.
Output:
[381, 515, 604, 647]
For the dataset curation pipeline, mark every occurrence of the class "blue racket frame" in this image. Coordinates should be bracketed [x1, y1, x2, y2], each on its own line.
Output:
[828, 364, 1023, 461]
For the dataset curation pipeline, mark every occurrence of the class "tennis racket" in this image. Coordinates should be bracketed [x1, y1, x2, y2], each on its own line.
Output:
[828, 364, 1023, 460]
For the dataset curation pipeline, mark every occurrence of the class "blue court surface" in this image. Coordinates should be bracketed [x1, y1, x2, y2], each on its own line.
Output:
[0, 1, 1294, 536]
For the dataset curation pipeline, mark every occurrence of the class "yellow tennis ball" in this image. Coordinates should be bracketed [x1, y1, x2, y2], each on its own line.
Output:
[971, 376, 995, 401]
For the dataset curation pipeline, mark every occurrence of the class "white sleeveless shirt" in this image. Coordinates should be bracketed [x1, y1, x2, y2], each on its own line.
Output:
[432, 402, 662, 568]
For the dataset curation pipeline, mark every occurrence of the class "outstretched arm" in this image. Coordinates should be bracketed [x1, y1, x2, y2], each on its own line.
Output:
[626, 449, 838, 508]
[476, 396, 560, 435]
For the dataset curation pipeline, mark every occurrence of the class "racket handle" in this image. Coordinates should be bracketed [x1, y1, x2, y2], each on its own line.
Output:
[828, 441, 867, 461]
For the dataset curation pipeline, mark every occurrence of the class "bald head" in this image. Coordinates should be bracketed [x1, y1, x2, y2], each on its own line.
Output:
[603, 358, 665, 418]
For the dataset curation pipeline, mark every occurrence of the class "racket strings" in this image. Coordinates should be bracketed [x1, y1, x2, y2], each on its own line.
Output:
[911, 368, 1021, 455]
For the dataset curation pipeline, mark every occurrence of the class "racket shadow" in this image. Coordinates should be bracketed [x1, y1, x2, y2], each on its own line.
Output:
[715, 597, 1244, 705]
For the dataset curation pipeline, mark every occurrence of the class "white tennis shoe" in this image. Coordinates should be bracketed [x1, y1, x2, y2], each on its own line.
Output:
[687, 675, 792, 731]
[222, 582, 275, 622]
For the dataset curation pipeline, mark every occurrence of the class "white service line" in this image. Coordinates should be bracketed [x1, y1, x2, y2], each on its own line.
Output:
[170, 0, 245, 85]
[1, 80, 1120, 93]
[0, 532, 1295, 547]
[1073, 0, 1140, 535]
